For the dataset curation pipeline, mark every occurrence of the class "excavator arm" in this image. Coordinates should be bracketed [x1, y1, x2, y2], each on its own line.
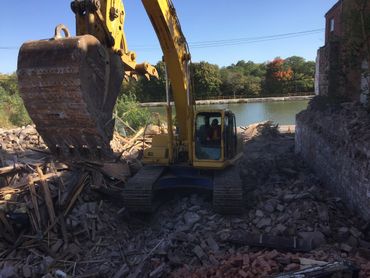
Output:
[142, 0, 194, 163]
[71, 0, 158, 79]
[17, 0, 193, 162]
[17, 0, 160, 159]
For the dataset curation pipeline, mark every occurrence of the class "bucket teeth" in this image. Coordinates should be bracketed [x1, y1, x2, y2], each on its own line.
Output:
[17, 34, 124, 159]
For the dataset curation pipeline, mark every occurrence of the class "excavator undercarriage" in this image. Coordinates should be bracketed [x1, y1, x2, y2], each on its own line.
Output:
[123, 164, 244, 214]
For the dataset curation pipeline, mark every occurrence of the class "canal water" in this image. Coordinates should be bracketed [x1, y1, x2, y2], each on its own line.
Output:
[147, 100, 309, 127]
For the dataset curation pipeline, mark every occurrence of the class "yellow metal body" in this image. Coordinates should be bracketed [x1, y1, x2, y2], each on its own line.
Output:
[72, 0, 158, 78]
[70, 0, 237, 170]
[143, 134, 170, 164]
[140, 0, 237, 170]
[142, 0, 194, 164]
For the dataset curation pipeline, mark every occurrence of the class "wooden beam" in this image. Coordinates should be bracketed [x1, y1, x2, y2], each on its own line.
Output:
[27, 176, 42, 232]
[36, 167, 56, 226]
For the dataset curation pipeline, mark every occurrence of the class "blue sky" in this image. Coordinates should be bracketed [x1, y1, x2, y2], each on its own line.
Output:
[0, 0, 337, 73]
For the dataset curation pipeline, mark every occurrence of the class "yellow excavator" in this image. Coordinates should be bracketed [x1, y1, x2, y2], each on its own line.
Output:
[17, 0, 244, 214]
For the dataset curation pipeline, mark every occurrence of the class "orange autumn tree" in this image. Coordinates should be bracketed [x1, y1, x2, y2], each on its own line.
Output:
[264, 58, 293, 95]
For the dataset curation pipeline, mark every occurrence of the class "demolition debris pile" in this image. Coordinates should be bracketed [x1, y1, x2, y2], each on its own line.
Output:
[0, 123, 370, 277]
[0, 125, 148, 277]
[0, 125, 47, 152]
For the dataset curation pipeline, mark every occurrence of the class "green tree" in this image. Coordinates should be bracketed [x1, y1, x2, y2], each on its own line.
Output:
[121, 78, 142, 98]
[113, 56, 314, 104]
[191, 62, 222, 99]
[221, 70, 261, 98]
[233, 60, 266, 78]
[120, 61, 167, 103]
[115, 93, 152, 131]
[138, 61, 166, 102]
[285, 56, 315, 93]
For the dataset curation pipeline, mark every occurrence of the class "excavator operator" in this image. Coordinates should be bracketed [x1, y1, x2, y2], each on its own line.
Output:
[207, 119, 221, 143]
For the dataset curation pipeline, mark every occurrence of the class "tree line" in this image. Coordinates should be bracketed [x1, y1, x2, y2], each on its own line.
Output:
[123, 56, 315, 102]
[0, 56, 315, 128]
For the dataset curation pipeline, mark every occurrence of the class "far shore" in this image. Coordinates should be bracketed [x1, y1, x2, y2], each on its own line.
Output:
[140, 95, 314, 107]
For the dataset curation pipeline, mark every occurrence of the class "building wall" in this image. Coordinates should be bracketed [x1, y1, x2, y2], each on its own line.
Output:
[296, 101, 370, 220]
[314, 51, 320, 95]
[298, 0, 370, 222]
[317, 0, 370, 102]
[325, 1, 343, 44]
[340, 0, 370, 104]
[316, 42, 342, 98]
[317, 1, 343, 98]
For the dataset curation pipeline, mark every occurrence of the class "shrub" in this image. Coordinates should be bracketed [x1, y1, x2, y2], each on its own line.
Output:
[115, 93, 153, 132]
[0, 75, 32, 127]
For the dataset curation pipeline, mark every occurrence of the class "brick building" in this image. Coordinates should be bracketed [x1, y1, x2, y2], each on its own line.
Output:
[298, 0, 370, 221]
[316, 0, 370, 104]
[324, 0, 343, 44]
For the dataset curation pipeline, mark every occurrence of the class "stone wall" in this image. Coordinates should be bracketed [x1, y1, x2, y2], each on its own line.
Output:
[296, 97, 370, 220]
[317, 42, 342, 97]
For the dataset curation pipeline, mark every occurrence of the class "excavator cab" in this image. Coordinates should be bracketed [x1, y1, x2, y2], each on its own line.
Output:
[193, 110, 237, 169]
[143, 110, 238, 168]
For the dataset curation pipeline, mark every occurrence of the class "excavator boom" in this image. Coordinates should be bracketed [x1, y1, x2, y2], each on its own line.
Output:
[142, 0, 193, 145]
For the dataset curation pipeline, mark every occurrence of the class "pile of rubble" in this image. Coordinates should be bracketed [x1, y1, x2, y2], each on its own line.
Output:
[174, 249, 360, 277]
[0, 125, 148, 277]
[0, 125, 46, 152]
[0, 123, 370, 277]
[172, 123, 370, 277]
[0, 124, 158, 159]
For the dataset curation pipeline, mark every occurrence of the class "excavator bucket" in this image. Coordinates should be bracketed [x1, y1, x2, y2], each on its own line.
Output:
[17, 26, 124, 159]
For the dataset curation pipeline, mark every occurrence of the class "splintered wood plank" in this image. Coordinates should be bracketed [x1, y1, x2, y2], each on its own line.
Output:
[0, 163, 25, 176]
[0, 211, 15, 235]
[28, 176, 42, 232]
[36, 166, 56, 226]
[63, 173, 89, 217]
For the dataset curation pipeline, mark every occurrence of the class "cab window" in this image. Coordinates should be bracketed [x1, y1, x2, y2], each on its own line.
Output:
[195, 112, 222, 160]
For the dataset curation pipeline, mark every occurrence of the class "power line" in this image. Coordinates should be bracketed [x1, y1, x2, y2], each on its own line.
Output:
[0, 28, 324, 51]
[191, 31, 323, 49]
[131, 28, 324, 50]
[191, 29, 323, 46]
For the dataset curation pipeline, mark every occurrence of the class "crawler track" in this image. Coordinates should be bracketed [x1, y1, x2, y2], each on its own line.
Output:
[122, 166, 165, 213]
[213, 165, 244, 214]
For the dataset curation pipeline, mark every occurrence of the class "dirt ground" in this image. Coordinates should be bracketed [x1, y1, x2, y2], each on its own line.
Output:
[1, 124, 370, 277]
